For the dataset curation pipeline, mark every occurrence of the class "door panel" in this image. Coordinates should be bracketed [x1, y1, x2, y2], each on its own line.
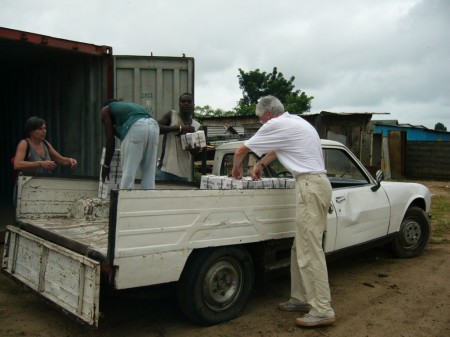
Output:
[324, 147, 390, 251]
[332, 187, 390, 250]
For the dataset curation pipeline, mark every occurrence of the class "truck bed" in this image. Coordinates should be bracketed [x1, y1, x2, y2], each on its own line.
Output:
[4, 174, 298, 327]
[11, 174, 299, 290]
[14, 218, 109, 261]
[12, 176, 200, 262]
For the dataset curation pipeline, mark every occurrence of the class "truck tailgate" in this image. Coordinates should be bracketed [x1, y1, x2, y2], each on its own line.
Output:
[2, 225, 100, 327]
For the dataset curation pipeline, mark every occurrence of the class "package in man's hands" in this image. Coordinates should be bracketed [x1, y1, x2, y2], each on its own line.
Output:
[181, 130, 206, 150]
[195, 130, 206, 147]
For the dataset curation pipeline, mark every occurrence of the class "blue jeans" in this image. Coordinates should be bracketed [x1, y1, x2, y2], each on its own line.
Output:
[120, 118, 159, 189]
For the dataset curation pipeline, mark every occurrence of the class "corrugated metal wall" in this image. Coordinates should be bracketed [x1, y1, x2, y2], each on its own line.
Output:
[1, 28, 195, 200]
[2, 54, 110, 199]
[1, 28, 112, 199]
[406, 141, 450, 180]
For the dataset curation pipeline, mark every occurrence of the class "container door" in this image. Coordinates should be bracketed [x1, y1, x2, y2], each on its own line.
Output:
[114, 55, 195, 120]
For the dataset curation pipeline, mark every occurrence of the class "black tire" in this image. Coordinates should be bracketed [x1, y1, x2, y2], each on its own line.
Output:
[177, 246, 255, 326]
[391, 206, 430, 258]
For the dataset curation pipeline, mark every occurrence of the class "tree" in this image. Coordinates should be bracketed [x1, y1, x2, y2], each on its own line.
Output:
[237, 67, 313, 115]
[434, 122, 447, 132]
[195, 105, 235, 117]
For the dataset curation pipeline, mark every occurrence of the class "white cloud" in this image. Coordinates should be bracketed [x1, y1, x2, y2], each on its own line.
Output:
[1, 0, 449, 128]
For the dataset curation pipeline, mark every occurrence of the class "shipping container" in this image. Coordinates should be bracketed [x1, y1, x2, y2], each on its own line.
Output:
[114, 55, 194, 120]
[0, 27, 195, 200]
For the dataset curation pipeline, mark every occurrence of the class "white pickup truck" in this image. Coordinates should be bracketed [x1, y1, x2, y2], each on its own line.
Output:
[1, 140, 431, 328]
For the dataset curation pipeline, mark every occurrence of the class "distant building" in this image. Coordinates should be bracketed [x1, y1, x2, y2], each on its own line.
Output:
[199, 111, 384, 157]
[369, 120, 450, 141]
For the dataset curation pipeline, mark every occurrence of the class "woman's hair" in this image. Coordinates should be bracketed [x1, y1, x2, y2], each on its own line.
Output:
[103, 99, 119, 107]
[255, 95, 284, 117]
[24, 116, 46, 136]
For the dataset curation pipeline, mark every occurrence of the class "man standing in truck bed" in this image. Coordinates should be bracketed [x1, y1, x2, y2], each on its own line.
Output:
[156, 92, 200, 182]
[231, 95, 335, 328]
[101, 100, 159, 189]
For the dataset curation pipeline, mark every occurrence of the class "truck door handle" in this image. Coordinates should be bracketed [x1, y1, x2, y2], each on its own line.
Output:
[335, 196, 346, 203]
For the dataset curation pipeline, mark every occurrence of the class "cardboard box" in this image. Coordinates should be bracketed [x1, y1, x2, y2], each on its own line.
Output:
[222, 177, 249, 189]
[261, 178, 275, 189]
[99, 147, 122, 198]
[200, 175, 296, 190]
[195, 130, 206, 148]
[181, 130, 206, 150]
[98, 180, 119, 199]
[100, 147, 121, 167]
[285, 178, 295, 189]
[200, 175, 268, 190]
[246, 178, 264, 189]
[200, 175, 224, 189]
[180, 133, 192, 150]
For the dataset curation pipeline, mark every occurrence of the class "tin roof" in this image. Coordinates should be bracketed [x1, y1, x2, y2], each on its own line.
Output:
[371, 120, 429, 129]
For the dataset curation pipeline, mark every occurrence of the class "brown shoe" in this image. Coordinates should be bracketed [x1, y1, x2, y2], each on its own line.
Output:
[278, 300, 311, 312]
[295, 314, 335, 327]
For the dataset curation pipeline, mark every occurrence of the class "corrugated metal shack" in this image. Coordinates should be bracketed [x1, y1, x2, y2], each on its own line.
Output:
[368, 120, 450, 180]
[302, 111, 378, 158]
[199, 111, 377, 159]
[198, 116, 259, 145]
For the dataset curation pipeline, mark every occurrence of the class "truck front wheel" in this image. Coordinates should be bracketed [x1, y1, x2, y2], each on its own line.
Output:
[177, 246, 255, 326]
[391, 206, 430, 258]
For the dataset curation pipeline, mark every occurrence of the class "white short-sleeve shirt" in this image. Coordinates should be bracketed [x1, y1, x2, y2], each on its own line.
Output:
[244, 112, 326, 176]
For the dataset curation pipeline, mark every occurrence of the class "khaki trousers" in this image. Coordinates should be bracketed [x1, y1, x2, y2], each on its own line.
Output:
[290, 173, 334, 317]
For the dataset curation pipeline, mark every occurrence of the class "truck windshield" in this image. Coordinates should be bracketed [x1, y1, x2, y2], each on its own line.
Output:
[220, 148, 370, 186]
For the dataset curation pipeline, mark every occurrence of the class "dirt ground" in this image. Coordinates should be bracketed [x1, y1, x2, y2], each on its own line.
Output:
[1, 181, 449, 337]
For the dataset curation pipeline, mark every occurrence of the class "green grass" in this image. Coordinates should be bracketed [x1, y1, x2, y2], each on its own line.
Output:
[430, 194, 450, 243]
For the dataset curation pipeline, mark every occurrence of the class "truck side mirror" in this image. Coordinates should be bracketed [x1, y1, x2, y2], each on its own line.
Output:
[371, 170, 384, 192]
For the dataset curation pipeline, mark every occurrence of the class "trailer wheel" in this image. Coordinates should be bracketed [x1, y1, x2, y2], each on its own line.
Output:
[391, 206, 430, 258]
[177, 246, 255, 326]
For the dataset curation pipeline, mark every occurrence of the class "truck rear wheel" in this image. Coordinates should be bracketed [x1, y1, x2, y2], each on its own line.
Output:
[177, 246, 255, 326]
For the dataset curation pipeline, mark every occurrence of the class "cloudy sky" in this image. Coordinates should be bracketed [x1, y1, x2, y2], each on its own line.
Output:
[2, 0, 449, 129]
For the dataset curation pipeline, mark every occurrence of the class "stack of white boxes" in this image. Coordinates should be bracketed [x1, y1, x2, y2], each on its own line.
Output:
[181, 130, 207, 150]
[200, 175, 295, 190]
[98, 147, 122, 199]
